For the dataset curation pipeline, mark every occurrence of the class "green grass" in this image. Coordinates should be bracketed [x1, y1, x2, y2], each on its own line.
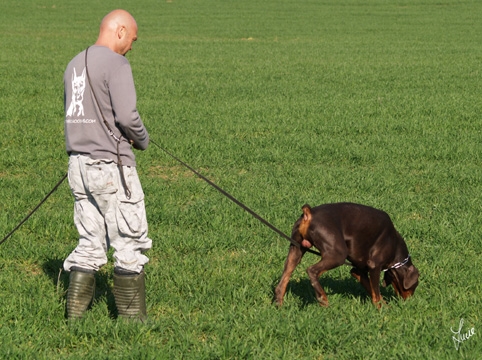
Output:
[0, 0, 481, 358]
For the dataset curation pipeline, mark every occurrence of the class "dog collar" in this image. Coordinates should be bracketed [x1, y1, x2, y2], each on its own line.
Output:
[383, 255, 410, 271]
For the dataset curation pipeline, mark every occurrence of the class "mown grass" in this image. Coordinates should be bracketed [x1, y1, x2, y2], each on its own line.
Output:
[0, 0, 481, 358]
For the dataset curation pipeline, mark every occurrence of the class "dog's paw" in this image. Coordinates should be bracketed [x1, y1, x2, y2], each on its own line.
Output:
[317, 296, 329, 307]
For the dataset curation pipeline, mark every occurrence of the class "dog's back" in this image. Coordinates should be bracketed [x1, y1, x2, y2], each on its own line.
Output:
[299, 202, 397, 246]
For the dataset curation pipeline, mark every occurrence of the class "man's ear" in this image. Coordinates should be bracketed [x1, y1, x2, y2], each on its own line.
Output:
[117, 25, 126, 40]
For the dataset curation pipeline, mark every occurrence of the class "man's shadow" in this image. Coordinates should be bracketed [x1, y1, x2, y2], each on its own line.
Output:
[42, 258, 118, 318]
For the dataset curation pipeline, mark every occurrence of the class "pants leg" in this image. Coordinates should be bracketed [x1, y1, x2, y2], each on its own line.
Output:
[64, 155, 151, 273]
[108, 165, 152, 273]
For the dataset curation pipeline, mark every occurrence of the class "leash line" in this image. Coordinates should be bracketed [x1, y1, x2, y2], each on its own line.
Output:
[149, 139, 321, 256]
[0, 173, 68, 246]
[1, 141, 322, 258]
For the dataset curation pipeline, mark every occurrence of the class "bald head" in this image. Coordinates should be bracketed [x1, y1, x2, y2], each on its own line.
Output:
[95, 9, 138, 56]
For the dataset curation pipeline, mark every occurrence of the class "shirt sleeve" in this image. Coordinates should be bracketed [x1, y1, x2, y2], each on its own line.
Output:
[109, 62, 149, 150]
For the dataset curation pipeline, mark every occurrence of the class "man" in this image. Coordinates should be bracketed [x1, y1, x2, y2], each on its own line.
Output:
[63, 9, 151, 321]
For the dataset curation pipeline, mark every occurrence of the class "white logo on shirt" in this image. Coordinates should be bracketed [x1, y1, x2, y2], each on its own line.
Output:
[66, 67, 86, 117]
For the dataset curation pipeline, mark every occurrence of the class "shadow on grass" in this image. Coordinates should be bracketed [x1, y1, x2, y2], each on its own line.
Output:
[42, 258, 118, 319]
[272, 275, 397, 308]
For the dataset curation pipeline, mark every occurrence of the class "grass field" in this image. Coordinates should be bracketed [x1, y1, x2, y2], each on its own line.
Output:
[0, 0, 481, 358]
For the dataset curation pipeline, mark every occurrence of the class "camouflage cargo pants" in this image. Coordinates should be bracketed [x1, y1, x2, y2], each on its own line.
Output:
[64, 154, 152, 273]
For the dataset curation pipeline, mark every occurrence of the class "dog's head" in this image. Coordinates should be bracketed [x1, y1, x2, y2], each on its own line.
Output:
[383, 262, 419, 299]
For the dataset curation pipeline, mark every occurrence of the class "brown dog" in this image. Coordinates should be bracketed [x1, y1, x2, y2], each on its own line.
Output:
[275, 203, 419, 308]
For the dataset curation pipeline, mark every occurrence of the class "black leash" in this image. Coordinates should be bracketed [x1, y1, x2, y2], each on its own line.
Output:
[149, 139, 321, 256]
[2, 141, 322, 257]
[0, 173, 68, 245]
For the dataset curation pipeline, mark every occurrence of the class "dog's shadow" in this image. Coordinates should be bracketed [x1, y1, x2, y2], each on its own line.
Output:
[42, 258, 118, 318]
[273, 275, 397, 308]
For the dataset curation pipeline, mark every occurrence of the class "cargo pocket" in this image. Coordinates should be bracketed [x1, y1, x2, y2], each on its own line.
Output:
[116, 198, 146, 238]
[115, 166, 146, 238]
[85, 160, 118, 195]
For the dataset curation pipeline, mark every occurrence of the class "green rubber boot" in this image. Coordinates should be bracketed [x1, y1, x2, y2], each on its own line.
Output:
[66, 268, 96, 319]
[113, 268, 147, 322]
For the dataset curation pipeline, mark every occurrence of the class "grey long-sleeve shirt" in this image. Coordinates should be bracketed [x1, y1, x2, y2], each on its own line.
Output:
[64, 45, 149, 167]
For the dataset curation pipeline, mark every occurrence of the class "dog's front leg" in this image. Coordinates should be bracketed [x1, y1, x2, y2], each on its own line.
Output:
[368, 268, 385, 308]
[350, 268, 372, 295]
[274, 245, 304, 306]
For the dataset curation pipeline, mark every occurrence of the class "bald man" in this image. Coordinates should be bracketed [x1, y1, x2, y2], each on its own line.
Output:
[63, 9, 150, 321]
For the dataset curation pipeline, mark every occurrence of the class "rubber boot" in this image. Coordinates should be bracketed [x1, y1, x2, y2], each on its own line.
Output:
[113, 267, 147, 322]
[66, 267, 96, 319]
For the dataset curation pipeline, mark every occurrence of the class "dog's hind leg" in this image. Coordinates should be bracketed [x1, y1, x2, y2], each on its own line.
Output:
[306, 253, 346, 307]
[274, 245, 305, 306]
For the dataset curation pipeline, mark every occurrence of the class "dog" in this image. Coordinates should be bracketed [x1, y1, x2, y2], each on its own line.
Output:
[274, 203, 419, 308]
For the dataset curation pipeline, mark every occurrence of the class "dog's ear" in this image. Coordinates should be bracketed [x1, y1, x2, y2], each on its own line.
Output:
[403, 265, 419, 290]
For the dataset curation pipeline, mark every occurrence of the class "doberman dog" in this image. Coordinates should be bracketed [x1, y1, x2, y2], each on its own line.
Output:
[275, 203, 419, 308]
